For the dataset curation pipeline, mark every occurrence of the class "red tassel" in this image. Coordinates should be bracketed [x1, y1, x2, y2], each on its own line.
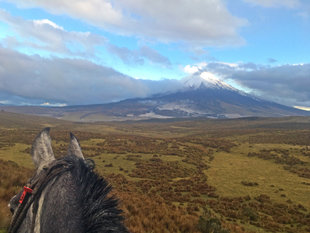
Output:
[19, 186, 33, 204]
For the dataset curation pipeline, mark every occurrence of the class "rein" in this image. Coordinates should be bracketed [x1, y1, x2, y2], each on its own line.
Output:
[8, 159, 74, 233]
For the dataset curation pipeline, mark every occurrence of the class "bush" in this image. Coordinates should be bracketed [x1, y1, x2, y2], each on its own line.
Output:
[197, 217, 229, 233]
[242, 207, 258, 221]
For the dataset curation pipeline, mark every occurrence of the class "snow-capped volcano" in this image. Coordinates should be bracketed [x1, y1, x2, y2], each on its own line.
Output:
[182, 71, 235, 91]
[1, 71, 308, 121]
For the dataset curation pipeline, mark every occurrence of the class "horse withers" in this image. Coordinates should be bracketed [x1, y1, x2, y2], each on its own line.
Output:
[8, 128, 128, 233]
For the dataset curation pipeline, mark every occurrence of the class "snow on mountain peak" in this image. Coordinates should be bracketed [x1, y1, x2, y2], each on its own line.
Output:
[182, 71, 235, 90]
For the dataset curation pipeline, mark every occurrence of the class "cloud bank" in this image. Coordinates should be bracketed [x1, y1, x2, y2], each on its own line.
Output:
[0, 48, 133, 104]
[0, 46, 175, 105]
[186, 62, 310, 107]
[231, 64, 310, 107]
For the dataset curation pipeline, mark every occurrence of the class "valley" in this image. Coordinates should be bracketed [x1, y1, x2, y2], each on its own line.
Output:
[0, 112, 309, 232]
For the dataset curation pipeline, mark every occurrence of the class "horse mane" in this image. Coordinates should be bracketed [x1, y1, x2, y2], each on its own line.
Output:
[63, 155, 128, 233]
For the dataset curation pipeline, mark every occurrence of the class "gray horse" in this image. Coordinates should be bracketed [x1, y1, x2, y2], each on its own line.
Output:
[8, 128, 128, 233]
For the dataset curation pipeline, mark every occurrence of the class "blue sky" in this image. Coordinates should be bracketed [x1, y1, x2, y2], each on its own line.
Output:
[0, 0, 309, 108]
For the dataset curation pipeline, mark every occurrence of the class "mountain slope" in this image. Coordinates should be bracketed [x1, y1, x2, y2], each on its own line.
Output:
[1, 86, 308, 122]
[1, 75, 309, 121]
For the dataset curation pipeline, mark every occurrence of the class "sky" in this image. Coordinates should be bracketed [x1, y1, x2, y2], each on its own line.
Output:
[0, 0, 309, 109]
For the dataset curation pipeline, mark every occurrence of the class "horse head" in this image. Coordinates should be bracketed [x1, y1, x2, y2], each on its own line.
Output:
[8, 128, 128, 233]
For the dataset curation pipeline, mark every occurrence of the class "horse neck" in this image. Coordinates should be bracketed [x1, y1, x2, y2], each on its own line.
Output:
[21, 172, 84, 233]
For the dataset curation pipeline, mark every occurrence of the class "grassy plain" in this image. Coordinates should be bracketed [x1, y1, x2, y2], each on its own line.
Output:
[206, 144, 310, 208]
[0, 111, 310, 232]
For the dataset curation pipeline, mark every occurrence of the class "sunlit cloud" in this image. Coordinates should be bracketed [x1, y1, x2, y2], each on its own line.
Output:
[294, 106, 310, 111]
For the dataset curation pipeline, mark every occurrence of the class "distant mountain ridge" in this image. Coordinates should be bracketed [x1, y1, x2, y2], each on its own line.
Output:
[1, 75, 309, 121]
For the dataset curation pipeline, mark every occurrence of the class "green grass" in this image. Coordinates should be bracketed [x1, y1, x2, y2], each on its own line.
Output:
[0, 143, 33, 169]
[93, 153, 137, 177]
[206, 143, 310, 209]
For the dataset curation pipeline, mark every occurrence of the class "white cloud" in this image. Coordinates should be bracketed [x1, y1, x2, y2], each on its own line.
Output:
[0, 10, 172, 66]
[33, 19, 64, 30]
[244, 0, 301, 8]
[183, 62, 241, 75]
[4, 0, 123, 27]
[4, 0, 248, 46]
[40, 102, 67, 107]
[184, 62, 209, 74]
[184, 65, 199, 74]
[0, 9, 106, 57]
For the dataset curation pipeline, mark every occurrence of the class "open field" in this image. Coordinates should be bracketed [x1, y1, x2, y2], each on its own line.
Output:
[0, 111, 309, 232]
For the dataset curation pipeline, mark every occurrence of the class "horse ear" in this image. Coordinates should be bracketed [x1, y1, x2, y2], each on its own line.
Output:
[31, 128, 55, 171]
[68, 132, 84, 159]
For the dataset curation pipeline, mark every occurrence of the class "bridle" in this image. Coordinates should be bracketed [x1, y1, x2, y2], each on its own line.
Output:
[8, 159, 74, 233]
